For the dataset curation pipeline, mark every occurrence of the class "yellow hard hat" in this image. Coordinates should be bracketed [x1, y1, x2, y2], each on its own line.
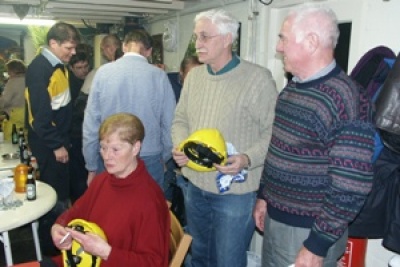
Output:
[179, 128, 227, 172]
[62, 219, 107, 267]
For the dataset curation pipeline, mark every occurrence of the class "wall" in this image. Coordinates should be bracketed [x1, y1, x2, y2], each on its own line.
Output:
[146, 0, 400, 266]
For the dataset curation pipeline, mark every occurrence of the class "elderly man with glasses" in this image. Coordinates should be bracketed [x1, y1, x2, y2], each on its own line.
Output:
[171, 8, 278, 267]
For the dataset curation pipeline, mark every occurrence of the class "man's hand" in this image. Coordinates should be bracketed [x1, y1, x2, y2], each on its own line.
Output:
[215, 154, 249, 175]
[253, 199, 267, 232]
[294, 246, 323, 267]
[172, 147, 189, 167]
[54, 146, 69, 163]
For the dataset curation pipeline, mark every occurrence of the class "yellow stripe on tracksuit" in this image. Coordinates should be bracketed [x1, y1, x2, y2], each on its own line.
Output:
[25, 67, 70, 127]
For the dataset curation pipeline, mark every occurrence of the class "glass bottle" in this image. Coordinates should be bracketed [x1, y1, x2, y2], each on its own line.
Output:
[26, 173, 36, 201]
[0, 123, 4, 143]
[11, 124, 18, 144]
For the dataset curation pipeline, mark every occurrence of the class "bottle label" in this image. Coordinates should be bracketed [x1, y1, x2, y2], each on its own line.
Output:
[26, 184, 36, 200]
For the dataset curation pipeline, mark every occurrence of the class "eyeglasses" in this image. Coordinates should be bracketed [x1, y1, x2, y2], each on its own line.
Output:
[193, 33, 220, 43]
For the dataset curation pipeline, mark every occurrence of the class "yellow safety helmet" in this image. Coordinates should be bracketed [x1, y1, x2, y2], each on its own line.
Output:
[179, 128, 227, 172]
[62, 219, 107, 267]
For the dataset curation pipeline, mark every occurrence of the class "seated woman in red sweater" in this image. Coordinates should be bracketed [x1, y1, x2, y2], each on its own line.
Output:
[50, 112, 170, 267]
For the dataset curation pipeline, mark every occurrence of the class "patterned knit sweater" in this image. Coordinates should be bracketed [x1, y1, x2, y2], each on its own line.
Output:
[172, 59, 277, 194]
[259, 65, 375, 257]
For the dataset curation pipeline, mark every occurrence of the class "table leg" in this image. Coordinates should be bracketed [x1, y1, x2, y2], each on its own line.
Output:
[31, 221, 42, 261]
[0, 231, 13, 266]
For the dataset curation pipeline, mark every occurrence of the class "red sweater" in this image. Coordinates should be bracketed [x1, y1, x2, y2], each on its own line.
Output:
[55, 159, 170, 266]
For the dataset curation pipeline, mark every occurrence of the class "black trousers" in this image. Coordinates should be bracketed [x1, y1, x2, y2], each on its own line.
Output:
[69, 137, 88, 204]
[29, 139, 71, 255]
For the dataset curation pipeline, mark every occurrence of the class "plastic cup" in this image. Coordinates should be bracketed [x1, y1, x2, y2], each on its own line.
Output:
[14, 164, 28, 193]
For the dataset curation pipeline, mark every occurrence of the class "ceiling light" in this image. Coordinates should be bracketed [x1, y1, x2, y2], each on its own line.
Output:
[0, 17, 56, 26]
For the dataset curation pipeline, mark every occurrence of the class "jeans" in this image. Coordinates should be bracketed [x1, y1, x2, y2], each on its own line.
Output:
[185, 181, 256, 267]
[141, 154, 164, 190]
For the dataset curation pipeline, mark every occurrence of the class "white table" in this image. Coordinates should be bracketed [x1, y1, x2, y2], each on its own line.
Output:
[0, 142, 20, 171]
[0, 181, 57, 266]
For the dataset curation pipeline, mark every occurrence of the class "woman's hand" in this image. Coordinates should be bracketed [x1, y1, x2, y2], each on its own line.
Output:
[69, 229, 112, 260]
[51, 224, 72, 250]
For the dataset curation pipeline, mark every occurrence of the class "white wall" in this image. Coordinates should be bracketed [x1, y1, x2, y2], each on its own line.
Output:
[146, 0, 400, 266]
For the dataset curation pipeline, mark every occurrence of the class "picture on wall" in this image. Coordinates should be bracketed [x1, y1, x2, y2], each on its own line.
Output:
[233, 22, 241, 56]
[151, 34, 163, 65]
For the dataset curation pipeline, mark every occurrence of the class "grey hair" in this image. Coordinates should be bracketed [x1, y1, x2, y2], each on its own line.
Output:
[288, 4, 339, 49]
[194, 9, 239, 44]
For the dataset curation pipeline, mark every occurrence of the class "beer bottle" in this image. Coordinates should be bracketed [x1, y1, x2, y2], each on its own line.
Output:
[11, 124, 18, 144]
[26, 173, 36, 201]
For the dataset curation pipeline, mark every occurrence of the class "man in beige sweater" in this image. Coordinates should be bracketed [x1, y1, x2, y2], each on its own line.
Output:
[171, 8, 278, 267]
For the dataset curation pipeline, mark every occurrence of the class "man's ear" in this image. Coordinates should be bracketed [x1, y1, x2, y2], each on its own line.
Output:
[122, 42, 129, 53]
[223, 33, 233, 49]
[306, 33, 319, 54]
[48, 39, 58, 49]
[143, 47, 152, 58]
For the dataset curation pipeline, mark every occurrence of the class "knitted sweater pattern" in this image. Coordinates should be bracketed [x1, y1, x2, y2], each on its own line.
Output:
[261, 66, 375, 256]
[172, 59, 277, 194]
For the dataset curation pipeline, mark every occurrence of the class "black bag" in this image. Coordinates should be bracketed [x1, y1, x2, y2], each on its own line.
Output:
[350, 46, 395, 99]
[375, 53, 400, 153]
[349, 147, 400, 253]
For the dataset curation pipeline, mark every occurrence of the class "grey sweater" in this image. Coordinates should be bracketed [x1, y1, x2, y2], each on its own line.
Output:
[172, 59, 277, 194]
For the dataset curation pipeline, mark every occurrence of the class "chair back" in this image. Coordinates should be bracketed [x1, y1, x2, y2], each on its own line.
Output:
[169, 209, 192, 267]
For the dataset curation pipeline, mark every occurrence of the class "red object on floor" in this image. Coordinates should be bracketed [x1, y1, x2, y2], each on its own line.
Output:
[340, 237, 368, 267]
[12, 261, 40, 267]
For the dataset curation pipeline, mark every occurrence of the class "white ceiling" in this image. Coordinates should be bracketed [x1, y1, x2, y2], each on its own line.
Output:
[0, 0, 206, 24]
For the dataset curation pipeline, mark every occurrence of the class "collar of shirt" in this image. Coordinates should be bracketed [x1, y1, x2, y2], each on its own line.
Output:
[41, 46, 63, 67]
[207, 53, 240, 75]
[293, 60, 336, 83]
[124, 52, 147, 60]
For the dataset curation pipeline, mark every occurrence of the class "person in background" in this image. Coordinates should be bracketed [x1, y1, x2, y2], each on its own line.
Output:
[83, 29, 176, 189]
[100, 33, 123, 62]
[51, 113, 170, 267]
[169, 55, 202, 102]
[253, 5, 375, 267]
[0, 59, 26, 115]
[68, 50, 91, 203]
[179, 55, 202, 85]
[68, 45, 91, 103]
[25, 22, 80, 256]
[78, 34, 122, 100]
[171, 9, 277, 267]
